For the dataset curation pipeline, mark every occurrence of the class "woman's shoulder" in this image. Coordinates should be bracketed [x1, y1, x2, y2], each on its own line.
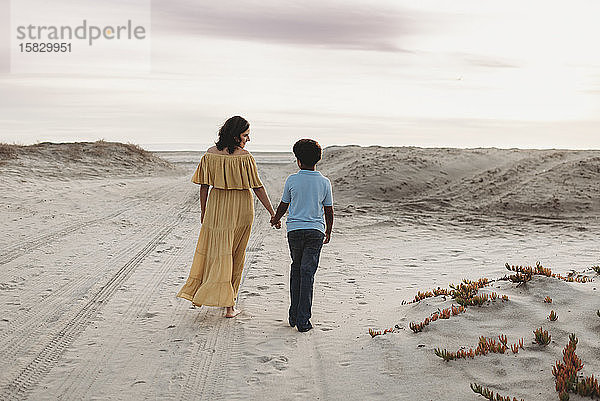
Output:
[205, 146, 250, 156]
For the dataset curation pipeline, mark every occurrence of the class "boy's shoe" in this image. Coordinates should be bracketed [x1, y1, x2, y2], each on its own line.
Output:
[297, 322, 313, 333]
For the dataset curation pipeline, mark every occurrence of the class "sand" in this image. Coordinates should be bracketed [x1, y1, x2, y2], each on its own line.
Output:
[0, 143, 598, 400]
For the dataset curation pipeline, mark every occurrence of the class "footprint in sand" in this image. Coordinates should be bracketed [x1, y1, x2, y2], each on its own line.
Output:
[257, 285, 269, 291]
[272, 356, 289, 371]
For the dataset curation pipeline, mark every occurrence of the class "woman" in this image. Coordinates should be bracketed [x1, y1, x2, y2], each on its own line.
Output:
[176, 116, 277, 317]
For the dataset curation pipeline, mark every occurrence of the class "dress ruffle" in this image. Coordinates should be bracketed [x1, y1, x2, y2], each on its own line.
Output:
[191, 153, 263, 189]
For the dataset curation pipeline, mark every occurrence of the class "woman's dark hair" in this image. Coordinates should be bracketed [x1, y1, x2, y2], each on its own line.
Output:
[215, 116, 250, 154]
[293, 139, 322, 167]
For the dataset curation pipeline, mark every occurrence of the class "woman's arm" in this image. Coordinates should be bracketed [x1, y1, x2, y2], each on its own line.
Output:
[252, 186, 276, 217]
[200, 184, 209, 223]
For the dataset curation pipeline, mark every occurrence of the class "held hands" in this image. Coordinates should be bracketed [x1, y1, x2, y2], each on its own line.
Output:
[270, 214, 281, 229]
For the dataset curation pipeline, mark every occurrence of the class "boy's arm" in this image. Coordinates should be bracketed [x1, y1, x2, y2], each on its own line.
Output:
[323, 205, 334, 244]
[271, 201, 289, 227]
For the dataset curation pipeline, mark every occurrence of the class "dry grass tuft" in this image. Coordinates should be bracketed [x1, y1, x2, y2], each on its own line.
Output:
[0, 143, 18, 159]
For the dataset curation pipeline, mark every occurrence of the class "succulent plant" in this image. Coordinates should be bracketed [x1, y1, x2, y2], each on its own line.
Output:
[434, 335, 522, 361]
[505, 262, 592, 283]
[552, 334, 581, 387]
[368, 327, 394, 338]
[544, 296, 553, 303]
[471, 294, 489, 306]
[552, 333, 600, 399]
[508, 272, 532, 284]
[470, 382, 524, 401]
[409, 321, 426, 333]
[548, 310, 558, 321]
[434, 347, 456, 362]
[533, 327, 551, 346]
[576, 375, 599, 397]
[408, 304, 466, 333]
[368, 328, 380, 338]
[497, 334, 506, 346]
[592, 265, 600, 274]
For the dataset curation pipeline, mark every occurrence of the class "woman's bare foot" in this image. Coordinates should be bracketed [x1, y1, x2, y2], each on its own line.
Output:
[225, 306, 241, 318]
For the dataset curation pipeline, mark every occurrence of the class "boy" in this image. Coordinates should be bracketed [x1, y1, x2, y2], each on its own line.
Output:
[270, 139, 334, 333]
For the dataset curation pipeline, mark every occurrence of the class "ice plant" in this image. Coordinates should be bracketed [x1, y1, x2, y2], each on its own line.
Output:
[450, 278, 490, 306]
[533, 327, 551, 346]
[548, 310, 558, 321]
[508, 272, 532, 284]
[544, 296, 553, 303]
[411, 287, 451, 302]
[369, 327, 394, 338]
[498, 334, 507, 346]
[408, 305, 466, 333]
[510, 343, 520, 354]
[553, 334, 583, 397]
[434, 348, 456, 362]
[368, 328, 380, 338]
[470, 383, 524, 401]
[434, 335, 523, 361]
[505, 262, 593, 283]
[409, 320, 428, 333]
[470, 294, 489, 306]
[553, 333, 600, 399]
[592, 265, 600, 274]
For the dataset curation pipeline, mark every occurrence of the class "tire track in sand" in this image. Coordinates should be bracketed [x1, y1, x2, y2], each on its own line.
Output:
[0, 188, 196, 372]
[0, 190, 197, 401]
[0, 181, 181, 267]
[176, 204, 269, 401]
[53, 214, 196, 400]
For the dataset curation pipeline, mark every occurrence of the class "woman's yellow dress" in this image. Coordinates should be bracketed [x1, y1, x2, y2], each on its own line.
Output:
[176, 152, 263, 307]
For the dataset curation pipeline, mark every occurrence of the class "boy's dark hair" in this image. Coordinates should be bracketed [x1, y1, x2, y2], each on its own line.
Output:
[293, 139, 322, 167]
[215, 116, 249, 154]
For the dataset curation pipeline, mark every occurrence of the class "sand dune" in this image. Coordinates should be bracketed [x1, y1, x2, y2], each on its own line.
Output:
[321, 146, 600, 218]
[0, 141, 178, 180]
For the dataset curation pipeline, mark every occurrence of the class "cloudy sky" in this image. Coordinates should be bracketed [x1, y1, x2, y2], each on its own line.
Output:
[1, 0, 599, 150]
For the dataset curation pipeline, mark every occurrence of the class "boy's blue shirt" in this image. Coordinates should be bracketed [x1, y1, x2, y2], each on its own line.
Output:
[282, 169, 333, 234]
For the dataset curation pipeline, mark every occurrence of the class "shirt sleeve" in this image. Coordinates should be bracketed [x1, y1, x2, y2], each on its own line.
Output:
[323, 179, 333, 206]
[281, 177, 291, 203]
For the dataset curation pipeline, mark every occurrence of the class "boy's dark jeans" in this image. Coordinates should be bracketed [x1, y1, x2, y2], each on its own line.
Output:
[287, 229, 325, 330]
